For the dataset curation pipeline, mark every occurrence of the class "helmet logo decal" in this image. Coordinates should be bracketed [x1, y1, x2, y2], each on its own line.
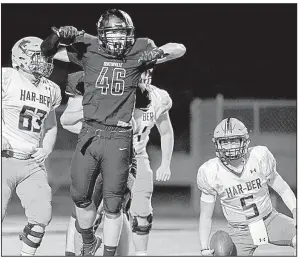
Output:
[19, 40, 31, 54]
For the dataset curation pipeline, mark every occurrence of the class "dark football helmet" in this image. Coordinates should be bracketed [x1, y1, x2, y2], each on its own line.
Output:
[96, 9, 135, 57]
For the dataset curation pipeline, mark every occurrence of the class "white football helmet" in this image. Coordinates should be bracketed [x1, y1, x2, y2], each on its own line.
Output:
[212, 118, 250, 161]
[11, 36, 54, 78]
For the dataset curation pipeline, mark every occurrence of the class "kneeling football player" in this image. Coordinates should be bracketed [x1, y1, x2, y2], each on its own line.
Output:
[197, 118, 296, 256]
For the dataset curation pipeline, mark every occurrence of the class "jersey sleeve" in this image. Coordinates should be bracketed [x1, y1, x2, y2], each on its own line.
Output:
[65, 33, 96, 67]
[49, 82, 62, 111]
[260, 146, 278, 181]
[66, 71, 85, 97]
[149, 86, 173, 120]
[146, 38, 157, 51]
[2, 68, 13, 99]
[197, 164, 217, 197]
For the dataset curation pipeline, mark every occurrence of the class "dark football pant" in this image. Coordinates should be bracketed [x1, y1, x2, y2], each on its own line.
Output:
[70, 122, 133, 215]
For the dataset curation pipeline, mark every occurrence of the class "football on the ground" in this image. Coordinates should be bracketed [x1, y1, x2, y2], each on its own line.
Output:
[210, 230, 236, 256]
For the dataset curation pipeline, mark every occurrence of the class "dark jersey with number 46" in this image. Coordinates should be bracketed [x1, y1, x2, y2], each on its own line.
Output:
[66, 34, 156, 127]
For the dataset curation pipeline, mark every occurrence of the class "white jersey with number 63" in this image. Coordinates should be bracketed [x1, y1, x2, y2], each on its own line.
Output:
[132, 85, 172, 158]
[2, 68, 61, 155]
[197, 146, 277, 225]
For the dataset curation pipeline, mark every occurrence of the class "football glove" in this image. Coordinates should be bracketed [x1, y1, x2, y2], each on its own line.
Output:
[56, 26, 79, 39]
[138, 48, 166, 64]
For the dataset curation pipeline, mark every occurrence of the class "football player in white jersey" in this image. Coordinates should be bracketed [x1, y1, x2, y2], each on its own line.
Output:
[197, 118, 296, 256]
[59, 71, 174, 255]
[2, 37, 62, 256]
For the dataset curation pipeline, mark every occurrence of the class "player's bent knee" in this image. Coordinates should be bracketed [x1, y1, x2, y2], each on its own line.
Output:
[72, 196, 93, 209]
[27, 202, 52, 226]
[104, 196, 123, 214]
[19, 223, 46, 249]
[132, 214, 153, 235]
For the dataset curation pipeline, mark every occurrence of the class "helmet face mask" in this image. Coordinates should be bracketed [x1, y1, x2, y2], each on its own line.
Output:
[28, 52, 54, 78]
[214, 135, 249, 161]
[212, 118, 250, 163]
[97, 9, 135, 57]
[12, 37, 54, 78]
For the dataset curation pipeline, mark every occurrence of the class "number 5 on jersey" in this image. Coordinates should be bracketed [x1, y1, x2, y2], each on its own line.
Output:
[96, 67, 126, 96]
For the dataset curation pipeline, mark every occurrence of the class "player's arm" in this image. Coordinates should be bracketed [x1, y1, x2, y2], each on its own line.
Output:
[1, 68, 12, 150]
[138, 39, 186, 65]
[199, 193, 216, 255]
[41, 26, 85, 66]
[156, 43, 186, 64]
[263, 147, 296, 222]
[197, 167, 217, 256]
[268, 171, 296, 222]
[60, 96, 84, 134]
[155, 112, 174, 181]
[32, 110, 58, 163]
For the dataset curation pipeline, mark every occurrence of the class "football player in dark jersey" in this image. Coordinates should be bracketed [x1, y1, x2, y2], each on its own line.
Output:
[41, 8, 185, 256]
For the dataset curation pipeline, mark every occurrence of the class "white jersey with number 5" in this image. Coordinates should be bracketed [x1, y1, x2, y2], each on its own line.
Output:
[132, 85, 172, 158]
[197, 146, 277, 225]
[2, 68, 61, 155]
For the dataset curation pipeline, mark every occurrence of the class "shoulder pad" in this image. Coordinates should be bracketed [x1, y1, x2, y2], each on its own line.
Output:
[44, 79, 62, 110]
[149, 87, 172, 119]
[2, 67, 16, 77]
[197, 159, 218, 196]
[128, 38, 156, 56]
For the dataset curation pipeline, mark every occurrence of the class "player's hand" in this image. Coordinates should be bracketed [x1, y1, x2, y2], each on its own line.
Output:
[2, 136, 12, 151]
[57, 26, 79, 39]
[200, 249, 214, 256]
[156, 164, 171, 181]
[31, 147, 51, 164]
[138, 48, 166, 64]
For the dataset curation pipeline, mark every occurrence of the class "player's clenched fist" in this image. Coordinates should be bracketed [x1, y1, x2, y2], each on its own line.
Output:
[57, 26, 79, 39]
[138, 48, 166, 63]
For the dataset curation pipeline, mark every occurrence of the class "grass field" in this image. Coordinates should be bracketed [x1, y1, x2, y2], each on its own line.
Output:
[2, 214, 295, 256]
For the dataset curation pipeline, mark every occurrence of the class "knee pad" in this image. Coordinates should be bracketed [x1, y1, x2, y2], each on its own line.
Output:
[71, 185, 93, 209]
[132, 214, 153, 235]
[19, 223, 46, 249]
[104, 196, 123, 214]
[73, 198, 93, 209]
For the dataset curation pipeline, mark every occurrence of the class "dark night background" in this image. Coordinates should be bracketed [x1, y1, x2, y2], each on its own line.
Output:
[1, 3, 297, 151]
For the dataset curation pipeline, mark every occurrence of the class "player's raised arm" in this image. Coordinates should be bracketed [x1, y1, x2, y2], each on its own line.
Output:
[138, 39, 186, 65]
[41, 26, 86, 66]
[156, 43, 186, 64]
